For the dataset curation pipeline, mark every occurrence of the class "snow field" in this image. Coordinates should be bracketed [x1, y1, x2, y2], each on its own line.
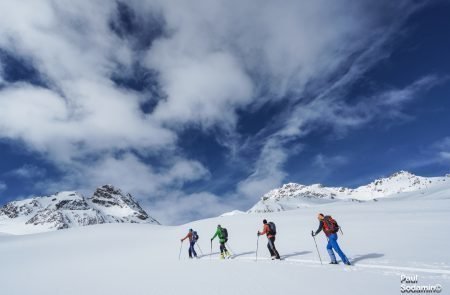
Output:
[1, 190, 449, 294]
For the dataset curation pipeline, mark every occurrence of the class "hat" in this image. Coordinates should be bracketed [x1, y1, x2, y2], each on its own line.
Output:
[263, 219, 267, 224]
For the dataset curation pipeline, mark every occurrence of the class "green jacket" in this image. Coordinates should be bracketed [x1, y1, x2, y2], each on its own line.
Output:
[211, 227, 226, 243]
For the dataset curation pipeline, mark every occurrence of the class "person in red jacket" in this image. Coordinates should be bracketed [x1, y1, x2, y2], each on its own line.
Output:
[312, 213, 350, 265]
[257, 219, 280, 259]
[181, 228, 198, 259]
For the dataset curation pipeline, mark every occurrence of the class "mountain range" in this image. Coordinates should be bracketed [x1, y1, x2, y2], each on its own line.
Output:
[0, 184, 159, 234]
[1, 171, 449, 233]
[247, 170, 450, 213]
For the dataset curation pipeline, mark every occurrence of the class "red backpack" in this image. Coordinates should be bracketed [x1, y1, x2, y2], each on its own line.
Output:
[323, 216, 339, 234]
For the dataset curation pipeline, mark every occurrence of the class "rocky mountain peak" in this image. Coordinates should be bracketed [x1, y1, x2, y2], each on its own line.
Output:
[391, 170, 414, 177]
[90, 184, 129, 207]
[88, 185, 152, 222]
[0, 186, 159, 235]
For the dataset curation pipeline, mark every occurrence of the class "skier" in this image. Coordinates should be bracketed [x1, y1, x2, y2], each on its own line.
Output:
[312, 213, 351, 265]
[210, 224, 230, 259]
[181, 228, 199, 259]
[257, 219, 280, 260]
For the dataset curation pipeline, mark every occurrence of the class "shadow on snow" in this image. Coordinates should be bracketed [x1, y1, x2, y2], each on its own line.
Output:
[351, 253, 385, 264]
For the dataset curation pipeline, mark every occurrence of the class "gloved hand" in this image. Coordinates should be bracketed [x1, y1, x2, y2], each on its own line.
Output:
[210, 238, 213, 242]
[180, 239, 183, 242]
[257, 231, 260, 236]
[311, 231, 315, 237]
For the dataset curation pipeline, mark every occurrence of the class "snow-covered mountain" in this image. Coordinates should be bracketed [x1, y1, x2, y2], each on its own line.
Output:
[220, 210, 246, 217]
[248, 171, 450, 213]
[0, 184, 159, 234]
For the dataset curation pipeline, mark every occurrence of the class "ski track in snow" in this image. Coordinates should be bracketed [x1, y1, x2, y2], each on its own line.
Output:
[201, 255, 450, 276]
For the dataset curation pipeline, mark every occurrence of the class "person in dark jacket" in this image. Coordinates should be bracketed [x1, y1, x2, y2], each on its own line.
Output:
[257, 219, 280, 260]
[312, 213, 350, 265]
[181, 228, 198, 259]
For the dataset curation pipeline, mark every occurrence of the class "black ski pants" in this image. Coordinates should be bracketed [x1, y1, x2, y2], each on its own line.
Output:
[220, 239, 228, 253]
[267, 237, 280, 259]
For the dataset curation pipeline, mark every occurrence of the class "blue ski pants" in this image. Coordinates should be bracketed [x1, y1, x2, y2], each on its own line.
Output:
[326, 233, 349, 263]
[189, 241, 197, 258]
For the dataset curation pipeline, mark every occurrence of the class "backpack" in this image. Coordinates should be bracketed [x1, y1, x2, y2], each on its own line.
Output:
[323, 216, 339, 234]
[192, 231, 199, 241]
[268, 222, 277, 235]
[221, 228, 228, 239]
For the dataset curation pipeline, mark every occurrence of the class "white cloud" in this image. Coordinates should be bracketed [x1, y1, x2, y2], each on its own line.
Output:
[0, 1, 176, 161]
[395, 137, 450, 171]
[7, 165, 46, 179]
[0, 0, 439, 223]
[34, 152, 209, 200]
[0, 60, 3, 84]
[149, 191, 234, 225]
[0, 181, 6, 193]
[276, 75, 442, 142]
[148, 50, 254, 129]
[313, 154, 348, 170]
[236, 139, 288, 200]
[0, 1, 130, 81]
[0, 83, 176, 162]
[0, 2, 183, 202]
[434, 137, 450, 162]
[140, 0, 418, 128]
[434, 137, 450, 150]
[439, 152, 450, 161]
[380, 76, 441, 106]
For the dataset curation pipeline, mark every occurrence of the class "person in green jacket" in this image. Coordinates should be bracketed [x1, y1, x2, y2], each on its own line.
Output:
[211, 224, 230, 259]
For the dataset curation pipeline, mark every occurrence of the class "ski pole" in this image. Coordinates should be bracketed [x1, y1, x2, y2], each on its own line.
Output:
[339, 227, 344, 235]
[255, 234, 260, 262]
[311, 231, 323, 265]
[210, 240, 212, 260]
[197, 243, 204, 255]
[225, 242, 234, 255]
[179, 241, 183, 260]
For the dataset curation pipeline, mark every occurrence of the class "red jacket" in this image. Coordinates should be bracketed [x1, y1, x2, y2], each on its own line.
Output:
[260, 224, 274, 238]
[181, 232, 193, 242]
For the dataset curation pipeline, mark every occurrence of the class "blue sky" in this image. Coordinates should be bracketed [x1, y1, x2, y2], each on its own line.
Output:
[0, 1, 449, 224]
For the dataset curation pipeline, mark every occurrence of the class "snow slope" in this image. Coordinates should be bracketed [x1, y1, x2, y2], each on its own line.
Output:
[0, 184, 449, 295]
[248, 171, 450, 213]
